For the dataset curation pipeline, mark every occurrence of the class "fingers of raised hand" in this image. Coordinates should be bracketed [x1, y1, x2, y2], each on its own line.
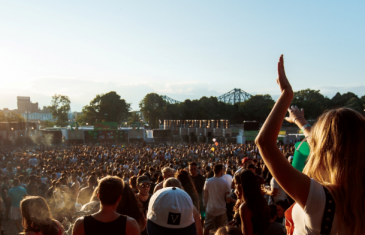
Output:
[284, 117, 292, 123]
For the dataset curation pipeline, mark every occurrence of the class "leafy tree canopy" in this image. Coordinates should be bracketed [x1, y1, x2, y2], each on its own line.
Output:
[0, 111, 25, 122]
[81, 91, 130, 125]
[48, 94, 71, 127]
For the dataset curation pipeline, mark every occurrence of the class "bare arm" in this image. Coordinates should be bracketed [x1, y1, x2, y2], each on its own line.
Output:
[255, 55, 310, 209]
[239, 203, 253, 235]
[193, 206, 203, 235]
[204, 188, 209, 208]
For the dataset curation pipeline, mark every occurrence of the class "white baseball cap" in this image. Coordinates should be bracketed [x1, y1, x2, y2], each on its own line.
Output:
[147, 187, 196, 235]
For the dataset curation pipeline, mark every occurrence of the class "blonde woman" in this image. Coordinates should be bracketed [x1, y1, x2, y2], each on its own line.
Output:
[255, 55, 365, 234]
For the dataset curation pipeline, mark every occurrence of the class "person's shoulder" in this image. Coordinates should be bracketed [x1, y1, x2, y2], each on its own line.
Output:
[126, 216, 140, 234]
[19, 187, 27, 193]
[72, 216, 85, 234]
[239, 202, 250, 214]
[224, 174, 233, 179]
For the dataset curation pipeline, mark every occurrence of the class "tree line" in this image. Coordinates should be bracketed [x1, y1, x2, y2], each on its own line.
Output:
[138, 89, 365, 128]
[31, 89, 365, 128]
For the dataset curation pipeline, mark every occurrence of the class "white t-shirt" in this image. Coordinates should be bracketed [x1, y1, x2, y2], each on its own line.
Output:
[292, 179, 343, 235]
[269, 177, 287, 204]
[204, 177, 230, 216]
[222, 174, 233, 189]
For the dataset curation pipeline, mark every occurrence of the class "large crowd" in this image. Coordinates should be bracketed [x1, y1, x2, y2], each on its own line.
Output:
[0, 140, 294, 235]
[1, 55, 364, 235]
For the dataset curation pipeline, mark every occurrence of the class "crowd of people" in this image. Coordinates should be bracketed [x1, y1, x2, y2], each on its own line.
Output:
[0, 55, 364, 235]
[0, 139, 293, 235]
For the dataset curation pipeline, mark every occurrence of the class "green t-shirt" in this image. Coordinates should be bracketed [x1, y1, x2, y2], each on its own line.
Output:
[293, 141, 310, 172]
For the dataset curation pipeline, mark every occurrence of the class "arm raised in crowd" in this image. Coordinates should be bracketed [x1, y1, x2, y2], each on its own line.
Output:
[255, 55, 310, 209]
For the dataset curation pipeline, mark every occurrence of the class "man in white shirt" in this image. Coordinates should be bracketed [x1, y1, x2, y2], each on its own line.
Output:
[264, 177, 287, 205]
[221, 167, 233, 189]
[203, 164, 230, 235]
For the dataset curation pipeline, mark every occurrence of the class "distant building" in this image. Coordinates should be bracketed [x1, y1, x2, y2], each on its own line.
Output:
[21, 112, 55, 121]
[17, 96, 39, 113]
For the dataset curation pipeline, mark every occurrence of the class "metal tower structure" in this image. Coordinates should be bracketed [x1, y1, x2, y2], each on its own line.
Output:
[161, 95, 181, 104]
[217, 88, 252, 104]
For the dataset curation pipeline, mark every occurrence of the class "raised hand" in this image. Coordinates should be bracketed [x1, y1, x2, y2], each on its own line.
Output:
[276, 55, 293, 94]
[284, 105, 305, 124]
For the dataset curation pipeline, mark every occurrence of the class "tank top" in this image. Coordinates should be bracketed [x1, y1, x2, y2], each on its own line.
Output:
[84, 215, 127, 235]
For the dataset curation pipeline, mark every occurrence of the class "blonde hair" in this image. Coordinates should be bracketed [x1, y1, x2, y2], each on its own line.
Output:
[303, 108, 365, 234]
[163, 178, 182, 189]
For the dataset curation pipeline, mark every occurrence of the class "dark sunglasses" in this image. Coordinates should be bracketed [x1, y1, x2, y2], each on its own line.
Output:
[139, 183, 151, 188]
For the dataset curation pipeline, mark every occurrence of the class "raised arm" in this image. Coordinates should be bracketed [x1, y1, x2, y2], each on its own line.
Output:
[255, 55, 310, 209]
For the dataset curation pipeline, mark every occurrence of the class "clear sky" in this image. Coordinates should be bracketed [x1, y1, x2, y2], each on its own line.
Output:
[1, 1, 364, 111]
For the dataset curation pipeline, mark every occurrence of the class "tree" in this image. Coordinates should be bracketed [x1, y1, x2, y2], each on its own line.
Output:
[238, 95, 275, 122]
[40, 120, 56, 128]
[291, 89, 330, 119]
[330, 92, 358, 108]
[128, 112, 143, 125]
[0, 111, 25, 122]
[139, 93, 165, 129]
[48, 94, 71, 127]
[345, 97, 364, 113]
[361, 95, 365, 110]
[82, 91, 130, 125]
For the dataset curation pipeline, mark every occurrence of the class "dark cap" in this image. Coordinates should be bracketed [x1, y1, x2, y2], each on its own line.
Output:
[137, 175, 150, 185]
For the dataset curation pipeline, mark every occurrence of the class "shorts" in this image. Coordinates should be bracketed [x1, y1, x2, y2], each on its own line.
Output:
[205, 212, 227, 231]
[11, 207, 21, 220]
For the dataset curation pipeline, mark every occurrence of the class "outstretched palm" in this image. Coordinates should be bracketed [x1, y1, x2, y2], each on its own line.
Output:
[276, 55, 292, 93]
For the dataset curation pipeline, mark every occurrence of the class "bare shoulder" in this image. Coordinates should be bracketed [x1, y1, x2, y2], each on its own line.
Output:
[72, 217, 85, 235]
[239, 202, 250, 214]
[126, 216, 140, 235]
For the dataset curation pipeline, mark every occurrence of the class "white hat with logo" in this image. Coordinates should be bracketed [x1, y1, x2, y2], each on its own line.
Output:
[146, 187, 196, 235]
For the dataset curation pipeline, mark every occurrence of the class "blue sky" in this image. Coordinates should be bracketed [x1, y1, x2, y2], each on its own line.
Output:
[1, 1, 364, 111]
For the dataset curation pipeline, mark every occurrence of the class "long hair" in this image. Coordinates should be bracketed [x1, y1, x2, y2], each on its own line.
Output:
[175, 169, 200, 211]
[234, 170, 269, 232]
[303, 108, 365, 234]
[116, 183, 145, 229]
[21, 196, 59, 235]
